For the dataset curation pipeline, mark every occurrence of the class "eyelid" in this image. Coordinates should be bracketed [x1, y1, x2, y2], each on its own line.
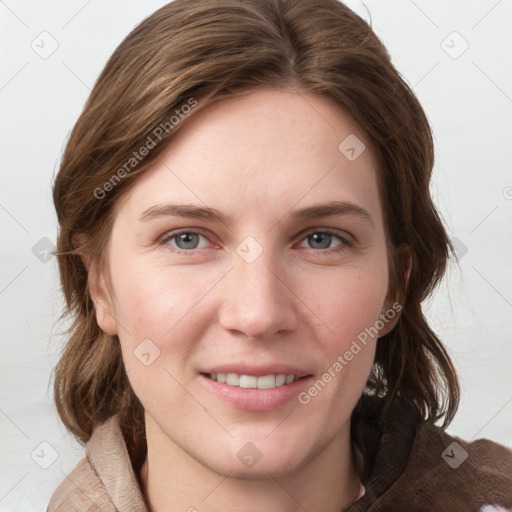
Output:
[299, 227, 353, 244]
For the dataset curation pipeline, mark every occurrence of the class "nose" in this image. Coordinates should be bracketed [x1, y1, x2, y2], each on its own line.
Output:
[218, 251, 298, 340]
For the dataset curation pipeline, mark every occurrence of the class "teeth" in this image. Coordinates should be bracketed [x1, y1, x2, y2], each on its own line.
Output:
[239, 375, 258, 388]
[276, 374, 286, 386]
[209, 372, 297, 389]
[257, 375, 275, 389]
[226, 373, 239, 386]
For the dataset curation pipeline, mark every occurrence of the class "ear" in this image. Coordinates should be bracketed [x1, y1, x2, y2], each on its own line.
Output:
[377, 244, 412, 337]
[84, 255, 119, 336]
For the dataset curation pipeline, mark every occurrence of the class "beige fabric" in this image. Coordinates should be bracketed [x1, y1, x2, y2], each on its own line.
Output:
[48, 414, 149, 512]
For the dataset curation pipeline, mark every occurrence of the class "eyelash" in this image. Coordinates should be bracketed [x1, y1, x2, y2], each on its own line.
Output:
[158, 228, 352, 255]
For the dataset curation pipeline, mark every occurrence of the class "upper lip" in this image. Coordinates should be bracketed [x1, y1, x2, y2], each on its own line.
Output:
[200, 364, 313, 378]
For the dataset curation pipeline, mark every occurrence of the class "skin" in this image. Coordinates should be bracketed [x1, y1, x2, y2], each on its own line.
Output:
[90, 88, 402, 511]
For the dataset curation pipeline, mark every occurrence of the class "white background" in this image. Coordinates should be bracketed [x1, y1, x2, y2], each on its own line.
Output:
[1, 0, 511, 510]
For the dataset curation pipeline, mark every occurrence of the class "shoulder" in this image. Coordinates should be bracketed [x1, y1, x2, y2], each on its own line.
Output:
[385, 422, 512, 511]
[46, 455, 116, 512]
[349, 395, 512, 512]
[47, 414, 148, 512]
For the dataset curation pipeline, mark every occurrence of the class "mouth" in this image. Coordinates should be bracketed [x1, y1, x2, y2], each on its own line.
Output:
[203, 372, 303, 389]
[199, 370, 313, 411]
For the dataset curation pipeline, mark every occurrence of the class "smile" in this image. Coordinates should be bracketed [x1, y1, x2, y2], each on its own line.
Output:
[208, 373, 298, 389]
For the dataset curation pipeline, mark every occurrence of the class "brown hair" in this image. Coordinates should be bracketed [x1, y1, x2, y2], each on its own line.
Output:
[52, 0, 459, 459]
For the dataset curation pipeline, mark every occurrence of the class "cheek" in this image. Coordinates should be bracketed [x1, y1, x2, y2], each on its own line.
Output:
[296, 265, 387, 407]
[111, 259, 199, 338]
[110, 263, 206, 412]
[109, 259, 224, 375]
[293, 269, 385, 437]
[301, 263, 388, 348]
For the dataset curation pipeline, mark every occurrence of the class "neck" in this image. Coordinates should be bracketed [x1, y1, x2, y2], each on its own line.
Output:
[140, 415, 363, 512]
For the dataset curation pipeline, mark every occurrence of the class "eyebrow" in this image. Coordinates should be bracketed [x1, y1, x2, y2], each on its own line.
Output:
[139, 204, 232, 223]
[291, 201, 373, 226]
[139, 200, 373, 227]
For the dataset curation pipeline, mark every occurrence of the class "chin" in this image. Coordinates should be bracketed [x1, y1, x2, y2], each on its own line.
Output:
[207, 440, 311, 480]
[209, 454, 307, 481]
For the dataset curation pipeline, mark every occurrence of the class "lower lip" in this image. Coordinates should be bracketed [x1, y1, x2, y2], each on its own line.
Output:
[199, 374, 313, 411]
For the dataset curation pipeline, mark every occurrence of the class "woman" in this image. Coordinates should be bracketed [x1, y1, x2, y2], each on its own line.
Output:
[48, 0, 512, 510]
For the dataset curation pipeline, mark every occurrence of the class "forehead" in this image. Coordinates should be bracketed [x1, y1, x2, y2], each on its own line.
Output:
[114, 88, 383, 227]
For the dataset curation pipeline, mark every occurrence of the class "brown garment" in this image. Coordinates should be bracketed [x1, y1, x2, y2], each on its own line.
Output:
[346, 395, 512, 511]
[48, 396, 512, 511]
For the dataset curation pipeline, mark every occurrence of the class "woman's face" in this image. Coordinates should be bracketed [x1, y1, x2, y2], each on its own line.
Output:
[93, 88, 396, 477]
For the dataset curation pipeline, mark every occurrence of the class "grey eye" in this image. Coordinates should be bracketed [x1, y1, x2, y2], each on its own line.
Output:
[173, 232, 201, 250]
[307, 232, 334, 249]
